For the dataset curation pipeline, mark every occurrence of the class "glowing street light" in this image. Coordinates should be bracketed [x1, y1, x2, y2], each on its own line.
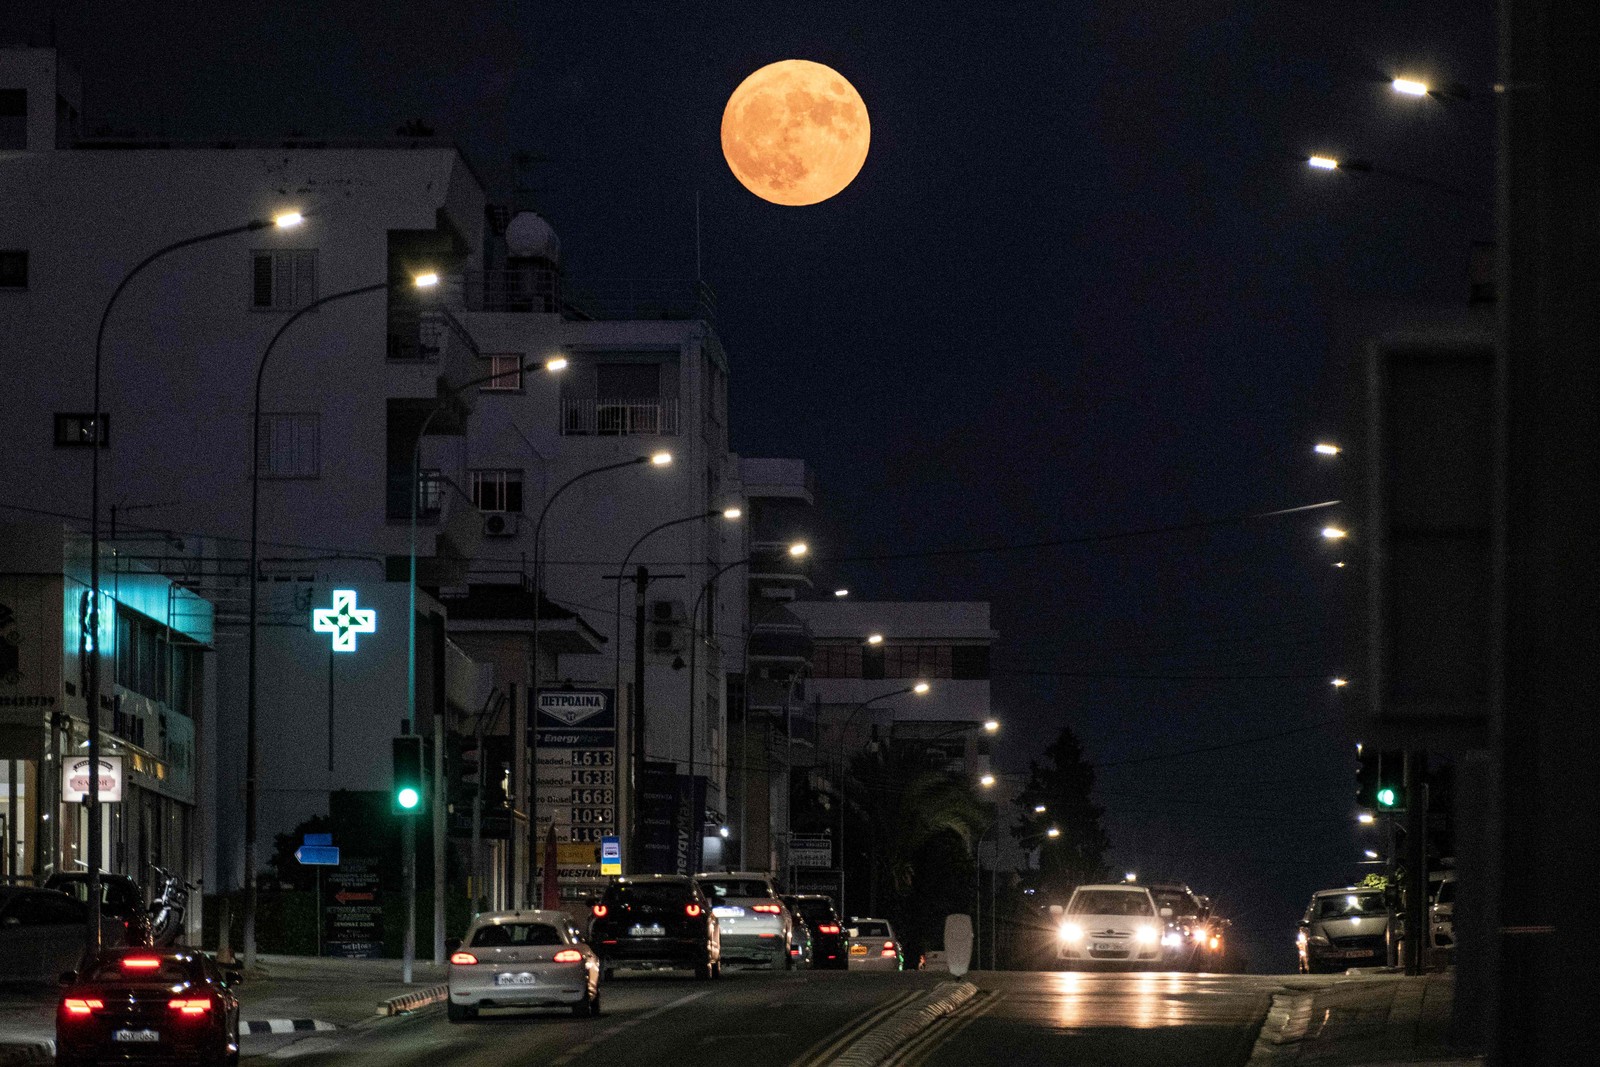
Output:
[1308, 155, 1341, 170]
[1364, 848, 1380, 859]
[722, 506, 743, 519]
[1314, 442, 1342, 456]
[1046, 827, 1061, 839]
[913, 681, 930, 694]
[413, 271, 440, 288]
[545, 356, 569, 372]
[1358, 812, 1376, 825]
[1332, 677, 1350, 688]
[1322, 526, 1349, 540]
[788, 541, 808, 556]
[1033, 804, 1047, 814]
[983, 719, 1000, 733]
[979, 773, 996, 788]
[273, 211, 305, 228]
[834, 588, 850, 597]
[650, 450, 673, 466]
[866, 633, 884, 645]
[1392, 77, 1429, 97]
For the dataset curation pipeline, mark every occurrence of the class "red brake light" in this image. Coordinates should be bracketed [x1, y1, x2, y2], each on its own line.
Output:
[685, 903, 703, 918]
[168, 997, 212, 1015]
[449, 951, 478, 965]
[818, 924, 841, 934]
[592, 904, 609, 918]
[553, 949, 583, 963]
[752, 903, 782, 913]
[63, 998, 103, 1016]
[882, 940, 895, 950]
[122, 957, 162, 969]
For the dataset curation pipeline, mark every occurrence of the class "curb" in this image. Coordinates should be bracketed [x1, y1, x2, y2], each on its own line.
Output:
[1246, 990, 1316, 1065]
[0, 1041, 53, 1067]
[244, 1019, 338, 1035]
[377, 984, 448, 1016]
[831, 981, 979, 1067]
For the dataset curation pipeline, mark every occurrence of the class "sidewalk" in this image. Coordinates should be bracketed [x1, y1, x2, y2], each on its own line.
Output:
[1249, 972, 1482, 1066]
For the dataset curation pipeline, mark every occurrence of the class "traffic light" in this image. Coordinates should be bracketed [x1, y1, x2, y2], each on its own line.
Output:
[1375, 749, 1406, 811]
[392, 735, 425, 815]
[447, 733, 480, 814]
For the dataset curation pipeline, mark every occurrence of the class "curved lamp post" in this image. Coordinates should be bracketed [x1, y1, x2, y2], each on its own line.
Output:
[86, 210, 302, 956]
[834, 680, 929, 916]
[528, 453, 670, 889]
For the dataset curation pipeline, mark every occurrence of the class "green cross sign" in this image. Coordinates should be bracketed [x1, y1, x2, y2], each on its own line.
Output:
[312, 589, 377, 652]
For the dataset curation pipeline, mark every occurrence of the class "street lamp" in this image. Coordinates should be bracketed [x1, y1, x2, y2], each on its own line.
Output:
[983, 718, 1000, 733]
[1314, 442, 1342, 456]
[1391, 77, 1430, 97]
[611, 504, 743, 866]
[1322, 526, 1349, 540]
[834, 588, 849, 598]
[529, 455, 672, 883]
[866, 633, 884, 646]
[979, 773, 997, 788]
[833, 681, 929, 915]
[88, 210, 303, 957]
[1034, 804, 1047, 814]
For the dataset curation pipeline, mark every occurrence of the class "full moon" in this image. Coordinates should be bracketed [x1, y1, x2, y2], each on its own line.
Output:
[721, 60, 870, 206]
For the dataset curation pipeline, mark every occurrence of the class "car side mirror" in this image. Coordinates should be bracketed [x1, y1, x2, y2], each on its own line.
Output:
[445, 938, 462, 954]
[1048, 904, 1063, 918]
[225, 971, 244, 986]
[59, 971, 77, 986]
[1159, 907, 1173, 919]
[1298, 919, 1310, 929]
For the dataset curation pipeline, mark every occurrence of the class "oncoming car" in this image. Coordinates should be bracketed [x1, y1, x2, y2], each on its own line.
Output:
[446, 910, 601, 1021]
[1298, 887, 1389, 973]
[1055, 884, 1165, 969]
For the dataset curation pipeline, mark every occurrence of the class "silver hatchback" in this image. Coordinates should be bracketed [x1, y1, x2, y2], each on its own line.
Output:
[446, 910, 601, 1021]
[696, 872, 793, 969]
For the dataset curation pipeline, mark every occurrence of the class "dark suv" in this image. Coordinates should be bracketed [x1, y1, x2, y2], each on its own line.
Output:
[782, 894, 848, 969]
[589, 875, 721, 980]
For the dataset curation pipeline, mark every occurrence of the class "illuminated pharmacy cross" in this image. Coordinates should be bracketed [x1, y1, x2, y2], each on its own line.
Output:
[312, 589, 377, 652]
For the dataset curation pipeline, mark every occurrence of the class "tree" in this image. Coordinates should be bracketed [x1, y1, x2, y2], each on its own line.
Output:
[1014, 726, 1111, 902]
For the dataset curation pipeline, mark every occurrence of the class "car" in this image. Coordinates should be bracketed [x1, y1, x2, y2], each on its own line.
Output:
[1144, 881, 1206, 968]
[695, 872, 792, 969]
[445, 909, 600, 1021]
[45, 872, 152, 946]
[0, 886, 123, 984]
[1430, 871, 1456, 965]
[54, 948, 242, 1067]
[589, 875, 721, 979]
[782, 894, 848, 969]
[1054, 883, 1165, 969]
[846, 917, 902, 971]
[1298, 887, 1391, 973]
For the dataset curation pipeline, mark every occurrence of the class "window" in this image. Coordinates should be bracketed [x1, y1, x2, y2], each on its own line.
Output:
[952, 645, 990, 680]
[883, 643, 952, 679]
[470, 469, 523, 513]
[252, 249, 318, 310]
[256, 413, 320, 478]
[0, 89, 24, 150]
[54, 412, 108, 447]
[417, 469, 445, 517]
[0, 249, 26, 289]
[481, 354, 523, 392]
[596, 363, 660, 399]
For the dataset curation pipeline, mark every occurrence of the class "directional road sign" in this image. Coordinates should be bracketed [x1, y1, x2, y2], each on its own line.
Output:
[295, 845, 341, 866]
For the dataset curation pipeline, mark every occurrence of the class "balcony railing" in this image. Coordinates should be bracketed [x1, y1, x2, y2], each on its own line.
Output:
[561, 397, 680, 436]
[460, 268, 715, 323]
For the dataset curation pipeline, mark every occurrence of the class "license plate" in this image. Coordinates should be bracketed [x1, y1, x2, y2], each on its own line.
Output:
[1092, 942, 1122, 952]
[495, 972, 537, 986]
[713, 906, 745, 917]
[1341, 948, 1375, 958]
[850, 944, 868, 955]
[630, 924, 665, 937]
[113, 1029, 161, 1043]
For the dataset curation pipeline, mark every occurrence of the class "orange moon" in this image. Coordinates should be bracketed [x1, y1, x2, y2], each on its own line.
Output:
[721, 60, 870, 206]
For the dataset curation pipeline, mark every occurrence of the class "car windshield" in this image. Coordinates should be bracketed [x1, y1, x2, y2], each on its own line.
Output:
[469, 922, 565, 947]
[1069, 890, 1154, 916]
[1151, 891, 1195, 915]
[854, 920, 891, 937]
[787, 899, 837, 924]
[606, 883, 690, 906]
[82, 956, 197, 983]
[1437, 881, 1456, 905]
[699, 879, 772, 899]
[1316, 892, 1386, 919]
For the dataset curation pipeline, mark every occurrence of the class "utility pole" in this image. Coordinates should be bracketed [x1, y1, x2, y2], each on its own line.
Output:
[1404, 751, 1430, 976]
[431, 616, 447, 965]
[509, 683, 525, 908]
[631, 566, 649, 873]
[400, 717, 415, 985]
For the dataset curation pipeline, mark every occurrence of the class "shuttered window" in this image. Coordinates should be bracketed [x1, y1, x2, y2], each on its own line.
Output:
[251, 249, 319, 309]
[256, 412, 320, 478]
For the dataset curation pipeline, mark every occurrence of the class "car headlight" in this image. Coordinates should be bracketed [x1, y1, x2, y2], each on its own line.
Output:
[1059, 922, 1083, 943]
[1135, 925, 1159, 944]
[1308, 934, 1331, 947]
[1161, 932, 1183, 948]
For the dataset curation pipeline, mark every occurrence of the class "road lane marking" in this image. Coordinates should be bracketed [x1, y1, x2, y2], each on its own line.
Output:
[888, 991, 1001, 1067]
[549, 989, 714, 1067]
[789, 989, 927, 1067]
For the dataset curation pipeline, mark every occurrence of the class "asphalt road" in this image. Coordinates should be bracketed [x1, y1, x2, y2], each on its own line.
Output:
[247, 968, 1278, 1067]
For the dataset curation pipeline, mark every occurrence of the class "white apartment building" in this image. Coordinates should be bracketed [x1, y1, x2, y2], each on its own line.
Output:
[0, 46, 744, 907]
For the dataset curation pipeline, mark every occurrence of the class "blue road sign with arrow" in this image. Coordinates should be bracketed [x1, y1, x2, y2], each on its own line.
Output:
[296, 836, 340, 866]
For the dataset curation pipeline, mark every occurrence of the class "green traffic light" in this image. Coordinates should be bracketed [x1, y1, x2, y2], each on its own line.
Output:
[397, 787, 421, 810]
[1376, 786, 1397, 808]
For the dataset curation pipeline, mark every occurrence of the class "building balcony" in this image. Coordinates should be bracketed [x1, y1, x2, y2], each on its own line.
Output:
[458, 268, 716, 323]
[561, 397, 680, 436]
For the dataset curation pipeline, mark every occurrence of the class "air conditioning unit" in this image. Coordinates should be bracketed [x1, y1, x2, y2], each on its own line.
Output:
[651, 599, 686, 623]
[482, 513, 521, 537]
[651, 625, 686, 654]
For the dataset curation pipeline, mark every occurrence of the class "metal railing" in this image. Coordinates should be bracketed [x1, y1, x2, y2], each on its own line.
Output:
[461, 269, 715, 323]
[560, 397, 680, 436]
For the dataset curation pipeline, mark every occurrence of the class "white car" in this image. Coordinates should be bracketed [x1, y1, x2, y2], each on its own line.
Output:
[846, 917, 903, 971]
[696, 872, 793, 969]
[446, 910, 601, 1021]
[1430, 871, 1456, 960]
[1055, 884, 1166, 968]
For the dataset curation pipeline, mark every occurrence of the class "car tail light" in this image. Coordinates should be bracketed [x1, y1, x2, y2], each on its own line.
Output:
[552, 949, 583, 963]
[881, 947, 896, 957]
[685, 903, 703, 918]
[882, 941, 895, 951]
[817, 923, 841, 935]
[592, 904, 609, 918]
[63, 998, 104, 1016]
[752, 903, 781, 913]
[450, 951, 478, 965]
[169, 998, 212, 1015]
[791, 948, 800, 956]
[122, 957, 162, 970]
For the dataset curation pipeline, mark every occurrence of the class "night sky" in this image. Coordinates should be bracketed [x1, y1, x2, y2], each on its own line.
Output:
[19, 1, 1496, 967]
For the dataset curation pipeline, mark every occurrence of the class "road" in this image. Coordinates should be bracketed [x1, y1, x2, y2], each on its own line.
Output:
[247, 968, 1278, 1067]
